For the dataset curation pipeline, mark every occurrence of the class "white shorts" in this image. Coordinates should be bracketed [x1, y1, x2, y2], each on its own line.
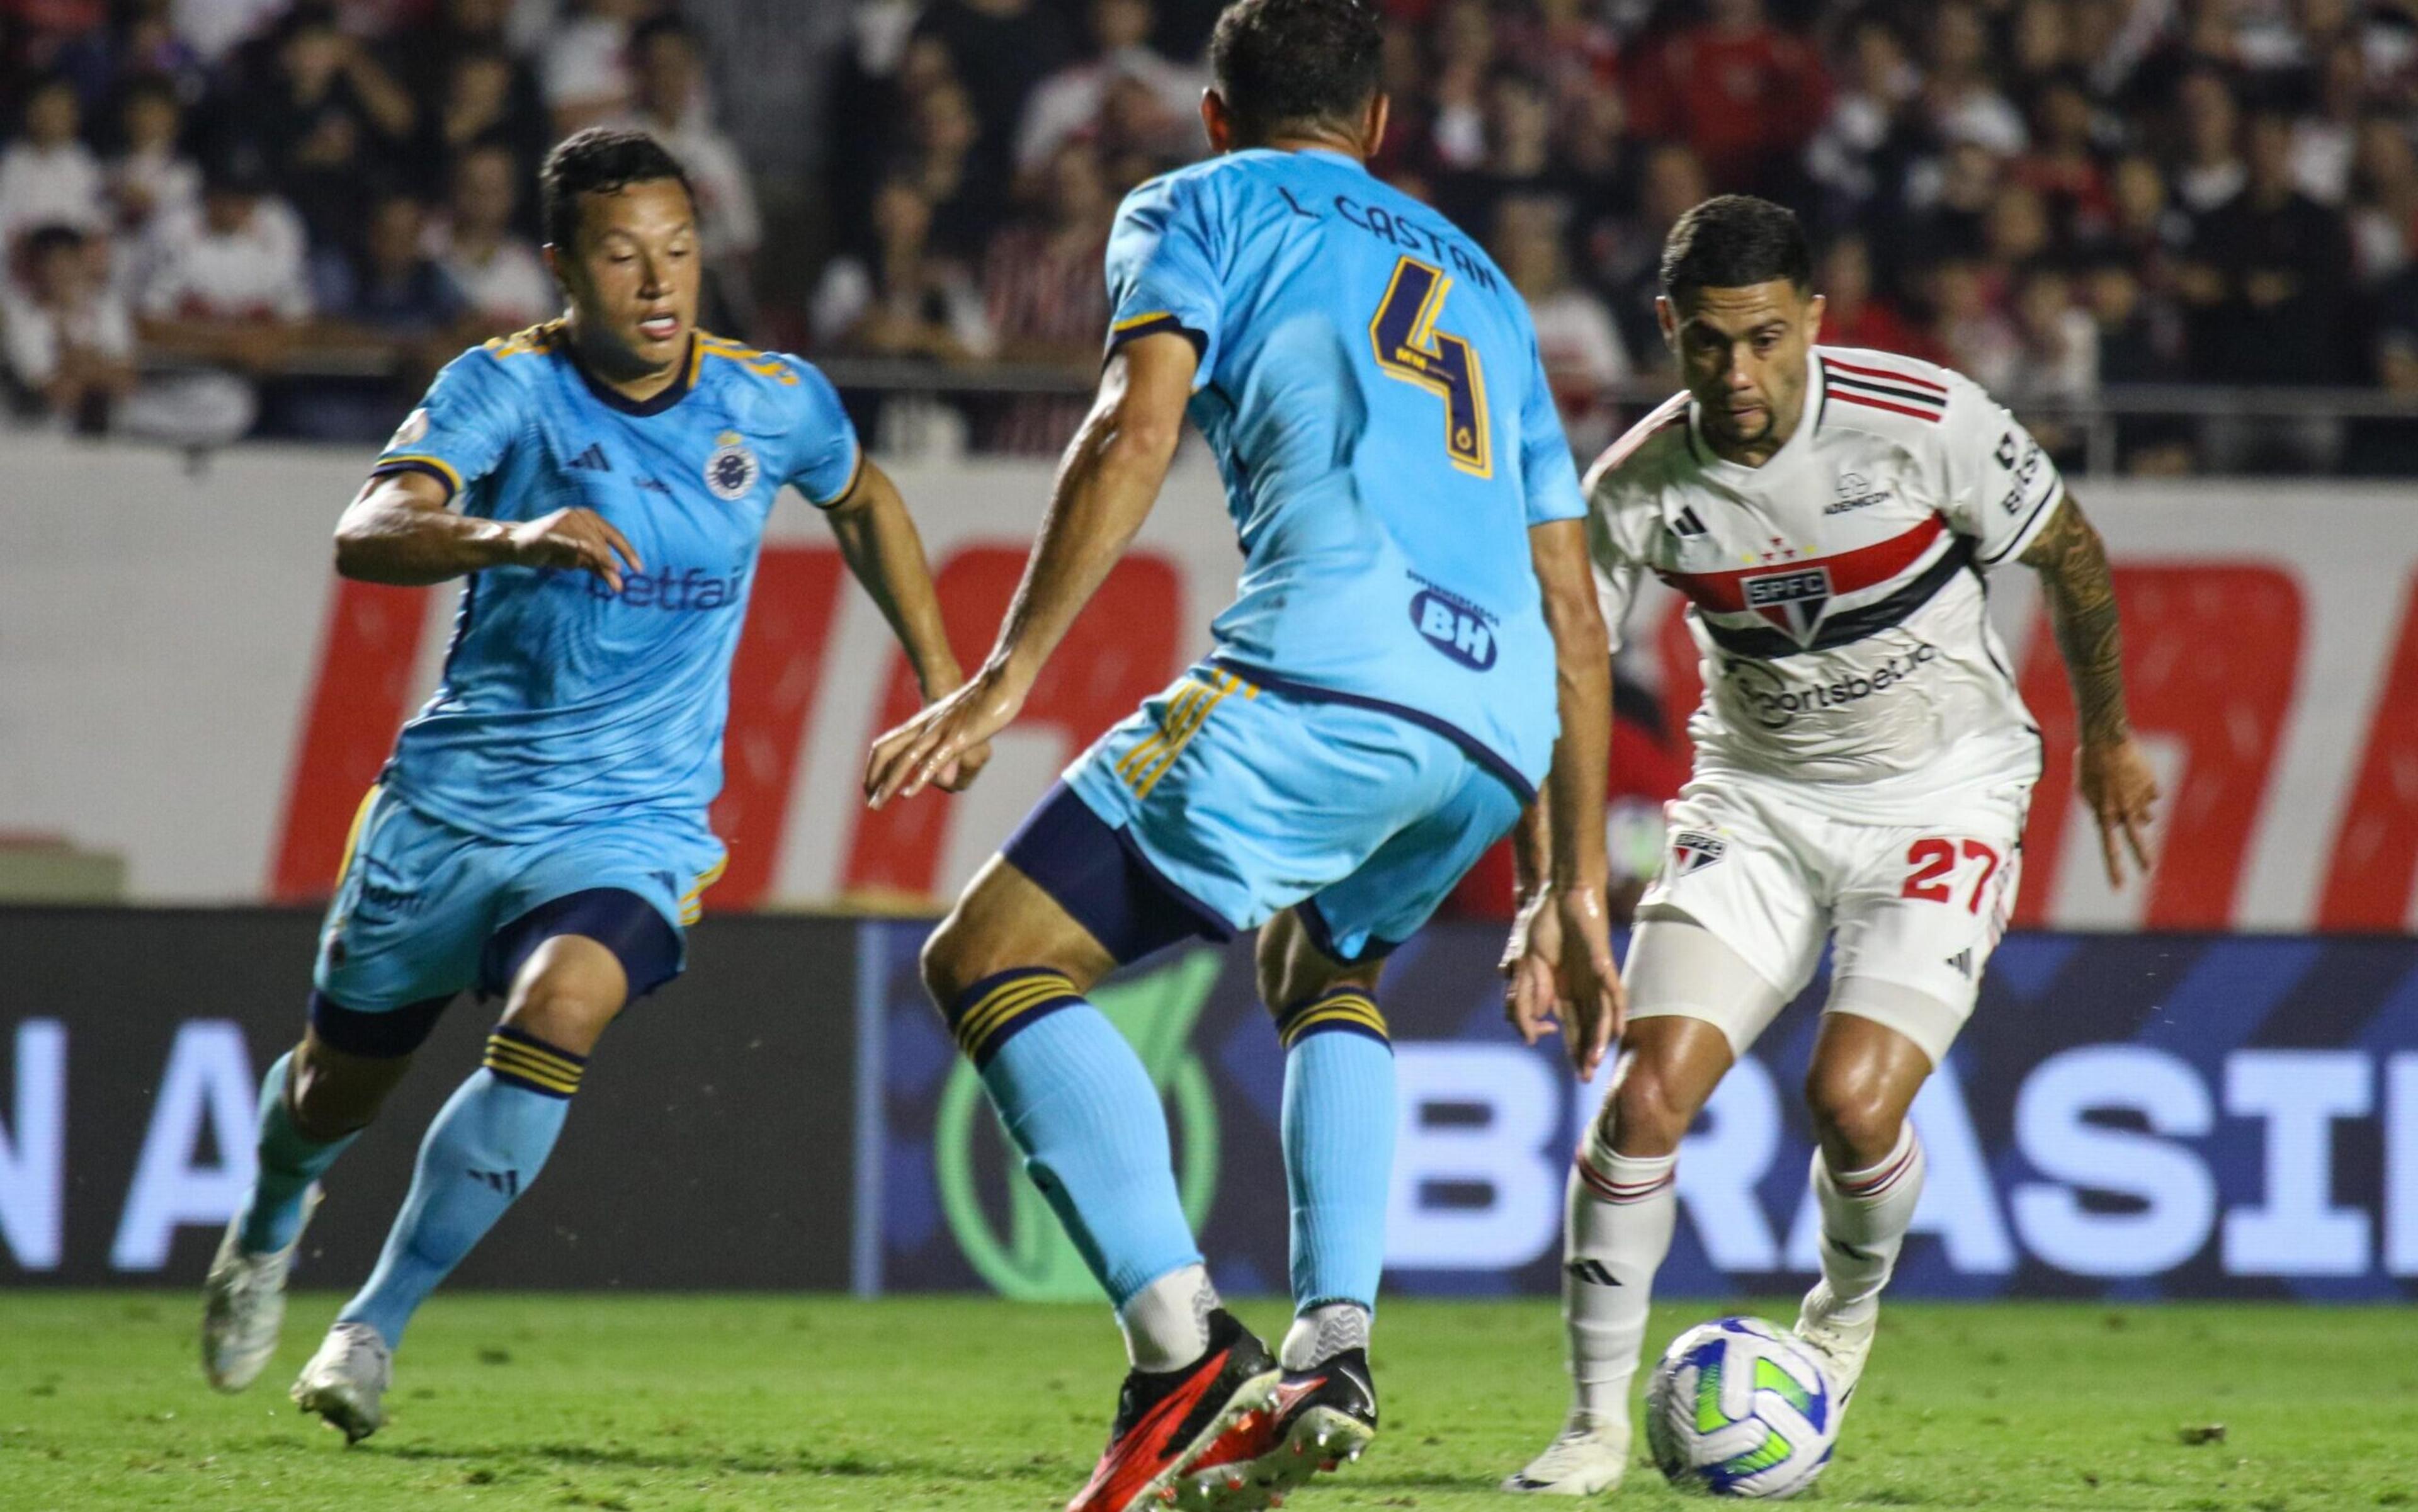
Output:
[1630, 773, 2028, 1063]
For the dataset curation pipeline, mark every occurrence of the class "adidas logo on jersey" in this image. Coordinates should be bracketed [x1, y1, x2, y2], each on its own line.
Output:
[1667, 505, 1708, 539]
[565, 442, 611, 472]
[1945, 948, 1974, 979]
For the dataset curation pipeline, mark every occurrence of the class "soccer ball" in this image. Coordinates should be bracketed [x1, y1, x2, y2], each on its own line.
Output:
[1643, 1317, 1839, 1499]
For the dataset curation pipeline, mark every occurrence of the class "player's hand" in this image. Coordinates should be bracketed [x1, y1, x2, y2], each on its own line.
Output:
[2077, 735, 2159, 889]
[866, 664, 1025, 807]
[919, 683, 994, 794]
[502, 508, 641, 593]
[1502, 884, 1625, 1081]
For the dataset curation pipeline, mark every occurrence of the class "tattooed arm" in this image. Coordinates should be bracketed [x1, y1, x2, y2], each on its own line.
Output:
[2019, 494, 2160, 887]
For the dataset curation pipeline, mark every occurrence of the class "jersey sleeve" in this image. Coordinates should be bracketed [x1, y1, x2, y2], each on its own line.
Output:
[1938, 371, 2065, 568]
[1102, 173, 1222, 387]
[785, 360, 865, 508]
[1585, 501, 1645, 656]
[1518, 334, 1586, 525]
[369, 346, 524, 503]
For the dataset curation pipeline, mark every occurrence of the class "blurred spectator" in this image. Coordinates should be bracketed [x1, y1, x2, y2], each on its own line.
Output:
[0, 75, 108, 252]
[423, 142, 555, 331]
[3, 222, 131, 431]
[52, 0, 207, 110]
[2006, 264, 2098, 459]
[174, 0, 290, 62]
[133, 151, 309, 395]
[1603, 140, 1710, 359]
[1921, 2, 2026, 156]
[2013, 74, 2114, 245]
[2008, 0, 2077, 96]
[1816, 232, 1938, 360]
[892, 79, 1000, 261]
[810, 177, 985, 363]
[1928, 256, 2021, 392]
[1426, 0, 1497, 172]
[1806, 14, 1919, 220]
[1436, 68, 1562, 233]
[2293, 38, 2368, 203]
[1014, 0, 1203, 180]
[2173, 68, 2249, 214]
[541, 0, 657, 136]
[106, 74, 201, 240]
[977, 139, 1113, 453]
[213, 7, 416, 247]
[2080, 253, 2195, 472]
[396, 0, 552, 152]
[297, 188, 468, 438]
[2349, 113, 2418, 283]
[616, 16, 759, 329]
[1493, 195, 1628, 457]
[910, 0, 1077, 174]
[2185, 107, 2356, 386]
[1623, 0, 1830, 194]
[414, 47, 552, 201]
[2345, 267, 2418, 472]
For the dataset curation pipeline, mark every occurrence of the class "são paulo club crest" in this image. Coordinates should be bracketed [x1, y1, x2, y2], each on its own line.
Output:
[704, 430, 758, 501]
[1742, 564, 1834, 645]
[1671, 831, 1727, 877]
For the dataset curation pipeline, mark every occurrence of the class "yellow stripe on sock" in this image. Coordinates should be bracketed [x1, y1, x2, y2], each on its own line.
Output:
[955, 976, 1076, 1054]
[483, 1040, 583, 1081]
[482, 1050, 581, 1095]
[1281, 995, 1388, 1047]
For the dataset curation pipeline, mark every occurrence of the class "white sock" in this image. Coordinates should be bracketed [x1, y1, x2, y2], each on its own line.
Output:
[1280, 1301, 1370, 1370]
[1117, 1263, 1218, 1372]
[1565, 1131, 1678, 1424]
[1812, 1125, 1925, 1314]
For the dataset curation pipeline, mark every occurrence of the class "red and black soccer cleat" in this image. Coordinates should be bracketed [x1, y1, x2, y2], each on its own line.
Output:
[1170, 1346, 1380, 1510]
[1065, 1309, 1281, 1512]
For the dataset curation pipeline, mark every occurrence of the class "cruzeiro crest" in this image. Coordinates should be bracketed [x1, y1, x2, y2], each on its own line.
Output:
[703, 429, 758, 501]
[1742, 564, 1833, 645]
[934, 951, 1223, 1300]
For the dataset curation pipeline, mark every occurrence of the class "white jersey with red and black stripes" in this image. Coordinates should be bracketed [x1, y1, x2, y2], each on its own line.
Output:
[1587, 346, 2063, 819]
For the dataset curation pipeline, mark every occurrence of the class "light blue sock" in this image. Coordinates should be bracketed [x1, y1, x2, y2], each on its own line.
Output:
[953, 969, 1200, 1306]
[237, 1050, 361, 1254]
[337, 1026, 584, 1349]
[1276, 990, 1396, 1314]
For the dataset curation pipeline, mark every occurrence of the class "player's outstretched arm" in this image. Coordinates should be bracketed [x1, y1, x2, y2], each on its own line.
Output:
[1505, 518, 1625, 1081]
[2020, 491, 2160, 887]
[863, 330, 1196, 807]
[823, 460, 986, 792]
[333, 470, 639, 590]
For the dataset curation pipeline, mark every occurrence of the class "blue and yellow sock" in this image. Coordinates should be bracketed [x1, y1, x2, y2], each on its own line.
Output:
[951, 969, 1201, 1305]
[336, 1026, 584, 1349]
[236, 1050, 360, 1254]
[1277, 989, 1395, 1319]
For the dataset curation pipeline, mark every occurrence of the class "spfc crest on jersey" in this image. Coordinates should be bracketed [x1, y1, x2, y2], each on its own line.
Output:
[704, 430, 758, 501]
[1742, 564, 1833, 644]
[1671, 830, 1727, 876]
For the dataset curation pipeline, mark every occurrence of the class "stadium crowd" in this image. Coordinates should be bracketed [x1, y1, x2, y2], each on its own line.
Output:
[4, 0, 2418, 470]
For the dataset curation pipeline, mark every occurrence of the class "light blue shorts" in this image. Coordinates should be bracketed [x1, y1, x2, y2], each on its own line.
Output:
[1062, 664, 1525, 961]
[312, 785, 727, 1015]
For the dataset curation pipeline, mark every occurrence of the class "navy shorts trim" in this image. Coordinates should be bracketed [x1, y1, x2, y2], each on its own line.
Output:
[1002, 782, 1234, 966]
[477, 887, 684, 1002]
[1295, 896, 1404, 967]
[1203, 657, 1538, 805]
[309, 989, 455, 1057]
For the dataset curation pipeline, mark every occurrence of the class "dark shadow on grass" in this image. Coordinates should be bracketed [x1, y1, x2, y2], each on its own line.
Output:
[376, 1440, 1064, 1482]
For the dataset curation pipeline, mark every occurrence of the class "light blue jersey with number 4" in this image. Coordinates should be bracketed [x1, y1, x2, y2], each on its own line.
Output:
[1104, 147, 1584, 798]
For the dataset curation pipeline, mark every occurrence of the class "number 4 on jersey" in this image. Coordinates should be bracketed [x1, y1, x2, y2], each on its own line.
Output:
[1370, 255, 1491, 477]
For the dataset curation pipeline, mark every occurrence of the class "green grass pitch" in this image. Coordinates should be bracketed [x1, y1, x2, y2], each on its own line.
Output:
[3, 1293, 2413, 1511]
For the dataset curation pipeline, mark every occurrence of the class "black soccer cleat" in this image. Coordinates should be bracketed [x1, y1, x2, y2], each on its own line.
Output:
[1065, 1309, 1281, 1512]
[1176, 1346, 1380, 1509]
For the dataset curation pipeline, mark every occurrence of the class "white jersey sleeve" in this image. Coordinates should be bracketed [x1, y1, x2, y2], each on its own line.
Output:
[1936, 370, 2064, 569]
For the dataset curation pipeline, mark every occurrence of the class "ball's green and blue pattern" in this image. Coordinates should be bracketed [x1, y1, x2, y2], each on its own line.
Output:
[1645, 1316, 1838, 1499]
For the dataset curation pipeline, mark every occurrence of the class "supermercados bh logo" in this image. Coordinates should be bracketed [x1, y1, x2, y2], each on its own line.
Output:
[933, 952, 1223, 1300]
[1408, 577, 1499, 669]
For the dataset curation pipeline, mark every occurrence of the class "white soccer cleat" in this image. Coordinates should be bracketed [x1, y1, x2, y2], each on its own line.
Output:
[1793, 1280, 1879, 1410]
[1501, 1413, 1630, 1496]
[291, 1322, 392, 1443]
[200, 1189, 319, 1393]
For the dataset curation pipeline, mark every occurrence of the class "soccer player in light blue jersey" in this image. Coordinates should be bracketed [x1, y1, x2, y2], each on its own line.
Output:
[863, 3, 1623, 1507]
[200, 129, 983, 1440]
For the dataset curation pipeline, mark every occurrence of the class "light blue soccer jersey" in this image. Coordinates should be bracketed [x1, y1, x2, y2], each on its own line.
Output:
[1104, 147, 1585, 796]
[368, 324, 861, 841]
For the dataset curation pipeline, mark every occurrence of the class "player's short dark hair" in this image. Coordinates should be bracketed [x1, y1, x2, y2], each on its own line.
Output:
[539, 127, 695, 249]
[1659, 195, 1813, 302]
[1210, 0, 1383, 144]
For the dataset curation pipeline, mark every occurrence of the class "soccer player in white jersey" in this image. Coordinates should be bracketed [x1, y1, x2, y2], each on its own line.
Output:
[1501, 196, 2160, 1494]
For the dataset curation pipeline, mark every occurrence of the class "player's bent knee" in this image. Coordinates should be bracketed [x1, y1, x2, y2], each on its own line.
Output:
[1601, 1061, 1694, 1157]
[1803, 1064, 1903, 1159]
[501, 936, 628, 1056]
